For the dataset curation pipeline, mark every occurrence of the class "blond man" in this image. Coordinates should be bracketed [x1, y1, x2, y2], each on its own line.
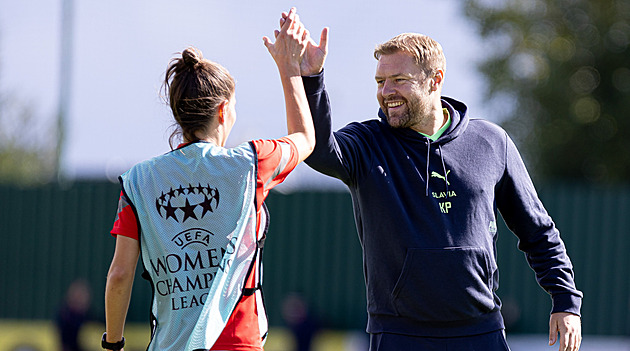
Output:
[289, 20, 582, 351]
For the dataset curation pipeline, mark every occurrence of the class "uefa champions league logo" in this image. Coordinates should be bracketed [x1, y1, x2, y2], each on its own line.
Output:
[155, 184, 220, 223]
[150, 184, 235, 311]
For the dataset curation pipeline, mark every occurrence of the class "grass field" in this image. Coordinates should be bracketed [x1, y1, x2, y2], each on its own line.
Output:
[0, 320, 364, 351]
[0, 320, 627, 351]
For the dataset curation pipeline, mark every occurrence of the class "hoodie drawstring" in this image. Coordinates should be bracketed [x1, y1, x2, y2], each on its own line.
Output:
[423, 141, 449, 197]
[425, 139, 431, 197]
[438, 144, 449, 197]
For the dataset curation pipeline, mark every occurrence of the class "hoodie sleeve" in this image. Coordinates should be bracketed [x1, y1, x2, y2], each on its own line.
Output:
[496, 133, 583, 316]
[302, 71, 355, 184]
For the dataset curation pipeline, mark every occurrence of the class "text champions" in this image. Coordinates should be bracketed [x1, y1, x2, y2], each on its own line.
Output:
[149, 237, 237, 310]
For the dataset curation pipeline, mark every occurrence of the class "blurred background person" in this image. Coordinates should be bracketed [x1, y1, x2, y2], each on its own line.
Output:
[282, 293, 320, 351]
[56, 279, 92, 351]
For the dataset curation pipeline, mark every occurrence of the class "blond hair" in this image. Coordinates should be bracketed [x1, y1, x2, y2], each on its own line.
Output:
[374, 33, 446, 75]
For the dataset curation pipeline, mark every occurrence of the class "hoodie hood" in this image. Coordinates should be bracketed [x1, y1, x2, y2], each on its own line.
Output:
[377, 96, 469, 145]
[377, 96, 470, 196]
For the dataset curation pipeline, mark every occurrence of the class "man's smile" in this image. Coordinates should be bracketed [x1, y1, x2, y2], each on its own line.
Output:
[387, 101, 404, 108]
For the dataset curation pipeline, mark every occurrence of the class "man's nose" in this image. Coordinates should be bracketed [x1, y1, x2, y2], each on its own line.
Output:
[381, 80, 395, 96]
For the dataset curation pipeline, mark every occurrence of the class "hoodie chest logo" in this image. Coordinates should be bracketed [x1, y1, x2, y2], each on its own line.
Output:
[430, 170, 450, 185]
[429, 169, 457, 214]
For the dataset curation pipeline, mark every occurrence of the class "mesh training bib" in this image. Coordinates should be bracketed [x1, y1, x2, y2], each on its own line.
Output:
[120, 141, 260, 351]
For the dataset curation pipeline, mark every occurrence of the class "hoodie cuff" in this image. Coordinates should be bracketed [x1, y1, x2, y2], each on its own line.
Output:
[302, 70, 325, 96]
[551, 293, 582, 317]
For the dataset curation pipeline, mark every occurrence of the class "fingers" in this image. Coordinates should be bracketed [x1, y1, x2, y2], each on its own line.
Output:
[267, 7, 295, 49]
[549, 313, 582, 351]
[562, 324, 582, 351]
[575, 333, 582, 351]
[576, 332, 582, 350]
[280, 8, 305, 36]
[266, 8, 294, 50]
[265, 7, 309, 68]
[280, 7, 296, 33]
[279, 13, 286, 28]
[319, 27, 330, 52]
[280, 8, 307, 45]
[280, 11, 289, 27]
[279, 8, 327, 53]
[294, 19, 305, 40]
[557, 332, 569, 351]
[549, 316, 558, 346]
[304, 27, 329, 51]
[302, 29, 310, 43]
[557, 332, 580, 351]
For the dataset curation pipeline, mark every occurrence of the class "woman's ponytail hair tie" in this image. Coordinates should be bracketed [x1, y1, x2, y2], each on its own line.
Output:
[182, 47, 201, 67]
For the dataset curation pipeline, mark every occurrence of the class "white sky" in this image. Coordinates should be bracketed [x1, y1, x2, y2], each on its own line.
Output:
[0, 0, 489, 191]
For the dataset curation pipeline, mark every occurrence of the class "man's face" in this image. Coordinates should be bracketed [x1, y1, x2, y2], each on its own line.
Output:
[375, 51, 434, 130]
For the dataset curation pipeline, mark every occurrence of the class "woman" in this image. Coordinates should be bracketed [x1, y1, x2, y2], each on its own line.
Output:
[103, 9, 314, 351]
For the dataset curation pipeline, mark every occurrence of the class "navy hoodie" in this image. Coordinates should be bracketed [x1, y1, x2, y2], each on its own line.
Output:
[303, 72, 582, 337]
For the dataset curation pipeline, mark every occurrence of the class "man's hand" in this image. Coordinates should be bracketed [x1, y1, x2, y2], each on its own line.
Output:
[549, 312, 582, 351]
[301, 26, 328, 76]
[279, 11, 328, 76]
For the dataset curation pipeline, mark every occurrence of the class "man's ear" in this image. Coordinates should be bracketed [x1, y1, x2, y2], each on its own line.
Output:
[431, 69, 444, 92]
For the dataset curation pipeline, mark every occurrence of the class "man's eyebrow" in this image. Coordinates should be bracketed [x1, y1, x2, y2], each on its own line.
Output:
[375, 73, 413, 80]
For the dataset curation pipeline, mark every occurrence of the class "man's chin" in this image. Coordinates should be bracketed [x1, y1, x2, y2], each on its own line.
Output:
[387, 116, 408, 129]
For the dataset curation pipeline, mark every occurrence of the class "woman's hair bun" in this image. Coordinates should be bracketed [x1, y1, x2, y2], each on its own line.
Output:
[182, 47, 202, 67]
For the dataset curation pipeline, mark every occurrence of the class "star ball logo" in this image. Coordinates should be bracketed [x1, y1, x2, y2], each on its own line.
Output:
[155, 184, 220, 223]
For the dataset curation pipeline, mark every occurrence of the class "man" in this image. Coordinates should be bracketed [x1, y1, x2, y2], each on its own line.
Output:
[287, 14, 583, 351]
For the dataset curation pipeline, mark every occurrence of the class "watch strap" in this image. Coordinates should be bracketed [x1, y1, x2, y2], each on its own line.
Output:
[101, 332, 125, 350]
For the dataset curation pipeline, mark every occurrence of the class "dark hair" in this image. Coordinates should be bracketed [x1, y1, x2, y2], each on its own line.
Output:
[163, 47, 235, 148]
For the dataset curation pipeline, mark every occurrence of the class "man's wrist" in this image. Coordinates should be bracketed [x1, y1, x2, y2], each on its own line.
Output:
[301, 67, 323, 77]
[302, 69, 325, 95]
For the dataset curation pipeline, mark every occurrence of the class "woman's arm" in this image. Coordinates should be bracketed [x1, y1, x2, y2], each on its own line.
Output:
[263, 7, 315, 163]
[104, 235, 140, 349]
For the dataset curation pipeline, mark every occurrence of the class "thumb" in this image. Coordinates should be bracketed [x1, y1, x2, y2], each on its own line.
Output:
[549, 319, 558, 345]
[262, 36, 273, 51]
[319, 27, 329, 52]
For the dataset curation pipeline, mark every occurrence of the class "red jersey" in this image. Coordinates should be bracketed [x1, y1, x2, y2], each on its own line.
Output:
[111, 138, 299, 350]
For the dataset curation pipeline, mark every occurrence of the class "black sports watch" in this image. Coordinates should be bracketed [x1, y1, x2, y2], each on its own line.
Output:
[101, 332, 125, 350]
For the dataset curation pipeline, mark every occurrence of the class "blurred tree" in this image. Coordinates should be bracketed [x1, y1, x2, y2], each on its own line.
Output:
[0, 91, 57, 184]
[464, 0, 630, 182]
[0, 22, 59, 185]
